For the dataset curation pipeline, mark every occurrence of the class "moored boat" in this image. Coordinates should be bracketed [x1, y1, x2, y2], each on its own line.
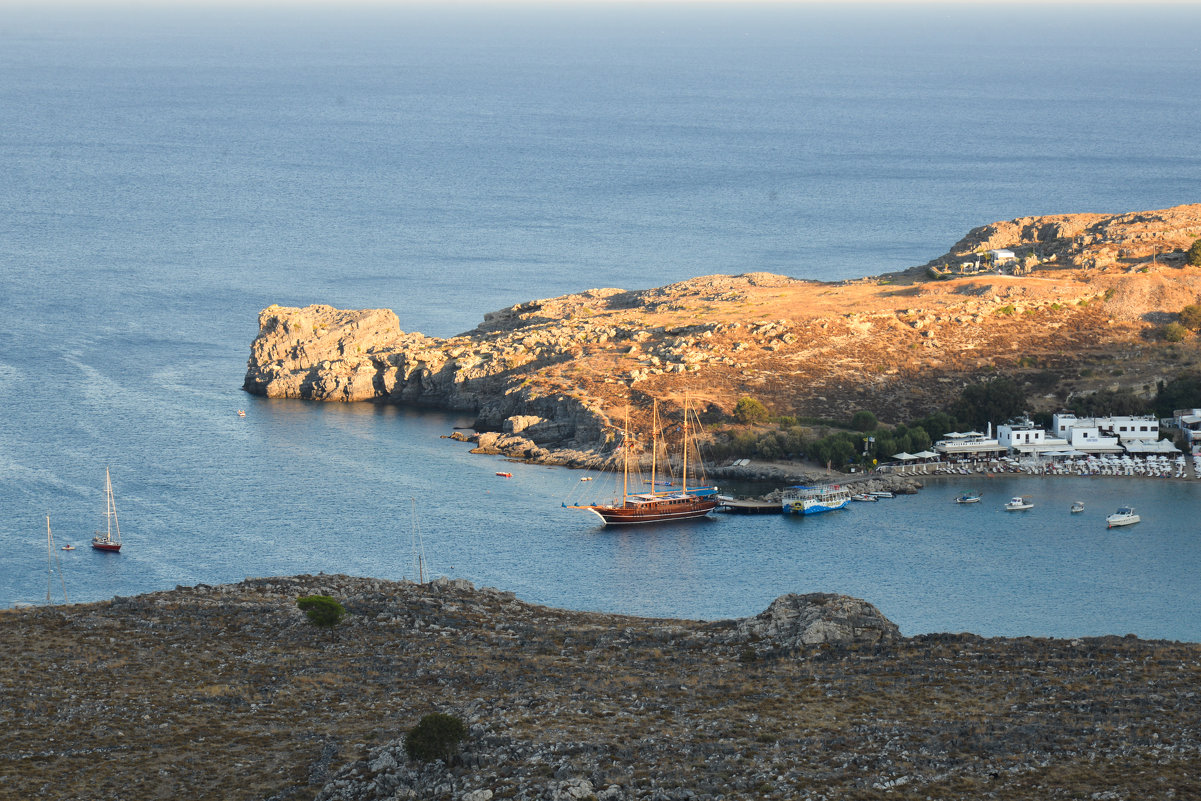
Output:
[564, 398, 718, 526]
[1004, 495, 1033, 511]
[1070, 500, 1085, 513]
[782, 484, 851, 515]
[955, 492, 982, 504]
[91, 467, 123, 552]
[1106, 506, 1140, 528]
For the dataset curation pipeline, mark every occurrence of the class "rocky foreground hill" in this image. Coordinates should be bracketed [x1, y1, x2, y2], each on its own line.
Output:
[243, 204, 1201, 464]
[2, 575, 1199, 801]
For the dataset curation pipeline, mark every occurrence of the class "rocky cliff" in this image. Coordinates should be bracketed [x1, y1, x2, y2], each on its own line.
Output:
[244, 204, 1201, 462]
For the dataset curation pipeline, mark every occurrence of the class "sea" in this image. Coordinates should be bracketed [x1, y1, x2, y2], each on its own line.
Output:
[3, 3, 1201, 640]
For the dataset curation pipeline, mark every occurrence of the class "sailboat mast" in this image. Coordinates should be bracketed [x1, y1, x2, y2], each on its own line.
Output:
[46, 515, 68, 605]
[410, 497, 426, 585]
[621, 407, 630, 502]
[105, 467, 121, 545]
[650, 399, 658, 492]
[681, 397, 689, 494]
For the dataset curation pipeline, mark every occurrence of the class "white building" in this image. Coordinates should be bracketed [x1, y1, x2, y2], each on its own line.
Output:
[1171, 409, 1201, 454]
[996, 417, 1070, 457]
[1052, 413, 1173, 455]
[933, 430, 1006, 460]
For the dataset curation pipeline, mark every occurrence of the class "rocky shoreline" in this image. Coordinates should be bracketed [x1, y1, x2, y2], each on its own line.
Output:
[3, 574, 1199, 801]
[242, 204, 1201, 471]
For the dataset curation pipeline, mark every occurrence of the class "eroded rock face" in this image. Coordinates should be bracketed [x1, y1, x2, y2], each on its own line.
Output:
[729, 592, 901, 647]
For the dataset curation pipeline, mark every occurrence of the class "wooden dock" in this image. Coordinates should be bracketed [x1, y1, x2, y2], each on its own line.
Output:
[716, 499, 782, 515]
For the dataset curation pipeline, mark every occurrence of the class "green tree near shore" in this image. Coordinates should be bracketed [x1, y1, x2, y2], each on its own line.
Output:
[733, 396, 769, 424]
[951, 377, 1027, 430]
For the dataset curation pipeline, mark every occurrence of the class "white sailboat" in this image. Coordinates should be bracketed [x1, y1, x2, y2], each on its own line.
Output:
[91, 467, 123, 552]
[46, 515, 69, 605]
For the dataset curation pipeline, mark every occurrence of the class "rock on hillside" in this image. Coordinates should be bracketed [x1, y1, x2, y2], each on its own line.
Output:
[726, 592, 901, 648]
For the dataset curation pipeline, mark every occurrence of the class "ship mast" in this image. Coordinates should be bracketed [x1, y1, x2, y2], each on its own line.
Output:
[650, 399, 658, 493]
[621, 406, 630, 502]
[681, 397, 689, 494]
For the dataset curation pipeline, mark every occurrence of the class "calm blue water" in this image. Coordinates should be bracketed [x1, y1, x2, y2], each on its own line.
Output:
[3, 4, 1201, 639]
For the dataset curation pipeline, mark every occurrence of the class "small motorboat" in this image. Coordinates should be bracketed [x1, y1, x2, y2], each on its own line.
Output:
[851, 493, 878, 502]
[495, 472, 512, 478]
[1005, 496, 1033, 511]
[955, 492, 982, 504]
[60, 544, 75, 551]
[580, 477, 593, 481]
[237, 410, 246, 417]
[1106, 506, 1140, 528]
[869, 491, 894, 499]
[1070, 501, 1085, 513]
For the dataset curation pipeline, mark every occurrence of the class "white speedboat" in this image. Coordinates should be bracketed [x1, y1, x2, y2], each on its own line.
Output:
[955, 492, 982, 504]
[1070, 501, 1085, 513]
[1004, 496, 1033, 511]
[1106, 506, 1140, 528]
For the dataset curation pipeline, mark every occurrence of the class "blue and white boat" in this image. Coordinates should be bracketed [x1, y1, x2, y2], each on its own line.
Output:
[781, 484, 851, 515]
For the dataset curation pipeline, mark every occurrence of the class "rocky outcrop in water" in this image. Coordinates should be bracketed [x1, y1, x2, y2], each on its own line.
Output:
[244, 205, 1201, 464]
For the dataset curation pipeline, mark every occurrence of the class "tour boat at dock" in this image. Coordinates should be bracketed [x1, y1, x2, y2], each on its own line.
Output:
[782, 484, 851, 515]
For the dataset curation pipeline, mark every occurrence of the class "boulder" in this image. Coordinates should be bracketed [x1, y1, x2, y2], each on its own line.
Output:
[732, 592, 900, 647]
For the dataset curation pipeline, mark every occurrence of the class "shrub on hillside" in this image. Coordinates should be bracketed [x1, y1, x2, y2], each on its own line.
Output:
[296, 595, 346, 627]
[404, 713, 467, 763]
[1163, 322, 1188, 343]
[1187, 237, 1201, 267]
[1179, 304, 1201, 332]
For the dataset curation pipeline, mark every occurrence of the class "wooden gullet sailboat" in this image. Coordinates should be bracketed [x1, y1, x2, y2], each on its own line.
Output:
[565, 398, 719, 526]
[91, 467, 123, 552]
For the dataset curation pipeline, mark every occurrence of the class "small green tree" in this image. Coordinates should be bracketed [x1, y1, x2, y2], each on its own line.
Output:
[296, 595, 346, 627]
[1163, 322, 1187, 342]
[733, 396, 769, 425]
[850, 410, 877, 432]
[1179, 304, 1201, 332]
[404, 713, 467, 763]
[1187, 237, 1201, 267]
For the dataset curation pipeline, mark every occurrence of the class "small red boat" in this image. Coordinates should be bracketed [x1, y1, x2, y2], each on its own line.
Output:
[495, 472, 512, 478]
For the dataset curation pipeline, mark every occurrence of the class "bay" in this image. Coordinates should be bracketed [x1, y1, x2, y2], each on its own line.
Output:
[2, 3, 1200, 639]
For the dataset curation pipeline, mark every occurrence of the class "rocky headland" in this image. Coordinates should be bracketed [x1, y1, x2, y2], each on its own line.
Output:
[3, 575, 1199, 801]
[243, 204, 1201, 467]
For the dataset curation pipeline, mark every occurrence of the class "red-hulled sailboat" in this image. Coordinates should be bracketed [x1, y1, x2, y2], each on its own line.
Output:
[91, 467, 123, 552]
[564, 398, 719, 526]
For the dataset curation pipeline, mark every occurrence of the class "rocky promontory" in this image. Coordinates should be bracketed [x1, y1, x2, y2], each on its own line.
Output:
[3, 575, 1199, 801]
[244, 204, 1201, 464]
